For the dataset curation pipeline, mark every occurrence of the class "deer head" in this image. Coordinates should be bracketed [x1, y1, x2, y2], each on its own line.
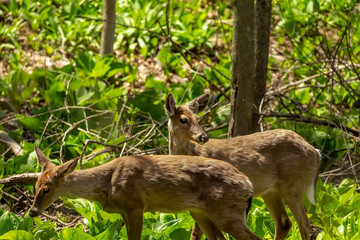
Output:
[29, 147, 78, 217]
[165, 93, 210, 145]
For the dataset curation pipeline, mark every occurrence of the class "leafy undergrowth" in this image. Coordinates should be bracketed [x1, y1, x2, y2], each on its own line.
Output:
[1, 0, 360, 239]
[0, 179, 358, 240]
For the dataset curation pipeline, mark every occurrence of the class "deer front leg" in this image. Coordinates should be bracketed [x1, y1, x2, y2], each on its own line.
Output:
[121, 208, 144, 240]
[191, 223, 203, 240]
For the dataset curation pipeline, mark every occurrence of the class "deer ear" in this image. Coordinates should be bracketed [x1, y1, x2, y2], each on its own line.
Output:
[187, 94, 209, 114]
[35, 146, 56, 172]
[165, 93, 177, 117]
[56, 158, 78, 179]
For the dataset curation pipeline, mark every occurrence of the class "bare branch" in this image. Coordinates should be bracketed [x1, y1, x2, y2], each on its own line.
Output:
[263, 112, 360, 137]
[0, 173, 41, 187]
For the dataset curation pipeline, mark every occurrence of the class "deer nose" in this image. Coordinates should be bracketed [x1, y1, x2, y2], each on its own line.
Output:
[198, 133, 209, 144]
[29, 209, 40, 218]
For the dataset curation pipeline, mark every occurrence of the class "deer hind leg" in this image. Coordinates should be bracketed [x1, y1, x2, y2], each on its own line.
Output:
[189, 210, 225, 240]
[262, 190, 292, 240]
[281, 192, 311, 240]
[207, 209, 262, 240]
[190, 223, 203, 240]
[121, 208, 144, 240]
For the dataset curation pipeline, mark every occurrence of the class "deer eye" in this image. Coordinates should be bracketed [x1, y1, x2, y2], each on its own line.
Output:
[179, 118, 187, 124]
[43, 188, 50, 194]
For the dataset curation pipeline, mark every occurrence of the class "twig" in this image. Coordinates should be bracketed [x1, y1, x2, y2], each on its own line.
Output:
[59, 111, 110, 160]
[119, 142, 127, 157]
[64, 74, 73, 114]
[263, 112, 360, 137]
[81, 147, 114, 163]
[79, 128, 150, 167]
[42, 212, 67, 226]
[216, 6, 232, 59]
[127, 124, 157, 152]
[205, 123, 229, 133]
[39, 115, 53, 148]
[0, 190, 20, 201]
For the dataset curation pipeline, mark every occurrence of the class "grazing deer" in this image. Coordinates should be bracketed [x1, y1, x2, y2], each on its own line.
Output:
[165, 93, 321, 240]
[29, 147, 262, 240]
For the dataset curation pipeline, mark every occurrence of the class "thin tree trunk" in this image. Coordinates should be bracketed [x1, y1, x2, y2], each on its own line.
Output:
[229, 0, 255, 137]
[100, 0, 116, 56]
[253, 0, 272, 132]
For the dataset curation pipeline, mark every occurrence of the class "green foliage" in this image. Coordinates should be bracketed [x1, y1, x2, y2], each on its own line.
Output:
[1, 0, 359, 239]
[311, 179, 360, 240]
[0, 230, 34, 240]
[0, 180, 359, 239]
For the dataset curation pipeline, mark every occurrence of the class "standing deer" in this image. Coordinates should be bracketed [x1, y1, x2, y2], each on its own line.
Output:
[29, 147, 262, 240]
[165, 93, 321, 240]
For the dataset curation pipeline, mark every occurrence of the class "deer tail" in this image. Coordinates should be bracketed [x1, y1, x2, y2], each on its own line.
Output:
[307, 149, 321, 205]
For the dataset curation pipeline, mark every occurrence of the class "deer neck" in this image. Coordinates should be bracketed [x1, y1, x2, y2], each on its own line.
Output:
[60, 167, 112, 202]
[168, 128, 200, 156]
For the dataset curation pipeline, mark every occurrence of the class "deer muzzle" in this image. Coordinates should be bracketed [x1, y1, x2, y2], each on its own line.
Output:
[29, 207, 41, 217]
[196, 133, 209, 144]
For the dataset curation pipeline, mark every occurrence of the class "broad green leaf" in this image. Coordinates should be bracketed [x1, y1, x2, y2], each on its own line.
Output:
[97, 210, 122, 223]
[319, 192, 340, 211]
[18, 217, 33, 232]
[27, 151, 38, 172]
[77, 90, 95, 106]
[94, 221, 118, 240]
[17, 115, 43, 133]
[48, 81, 66, 106]
[351, 232, 360, 240]
[339, 183, 356, 204]
[33, 219, 57, 240]
[59, 228, 95, 240]
[104, 87, 127, 99]
[0, 43, 15, 50]
[21, 87, 34, 100]
[0, 230, 34, 240]
[169, 228, 191, 240]
[76, 51, 95, 72]
[144, 77, 164, 89]
[91, 60, 112, 78]
[62, 197, 101, 221]
[0, 212, 22, 235]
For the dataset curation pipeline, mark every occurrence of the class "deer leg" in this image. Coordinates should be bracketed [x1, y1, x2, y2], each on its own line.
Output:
[189, 210, 225, 240]
[121, 208, 143, 240]
[191, 223, 203, 240]
[262, 191, 292, 240]
[281, 193, 311, 240]
[207, 209, 262, 240]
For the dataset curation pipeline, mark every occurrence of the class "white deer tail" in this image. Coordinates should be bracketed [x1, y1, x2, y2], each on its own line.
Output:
[307, 149, 321, 205]
[307, 174, 318, 205]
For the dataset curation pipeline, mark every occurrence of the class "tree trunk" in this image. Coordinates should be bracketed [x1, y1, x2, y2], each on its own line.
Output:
[253, 0, 272, 132]
[100, 0, 116, 56]
[228, 0, 255, 137]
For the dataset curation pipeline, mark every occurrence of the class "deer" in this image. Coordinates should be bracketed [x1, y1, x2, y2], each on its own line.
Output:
[29, 146, 262, 240]
[165, 93, 321, 240]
